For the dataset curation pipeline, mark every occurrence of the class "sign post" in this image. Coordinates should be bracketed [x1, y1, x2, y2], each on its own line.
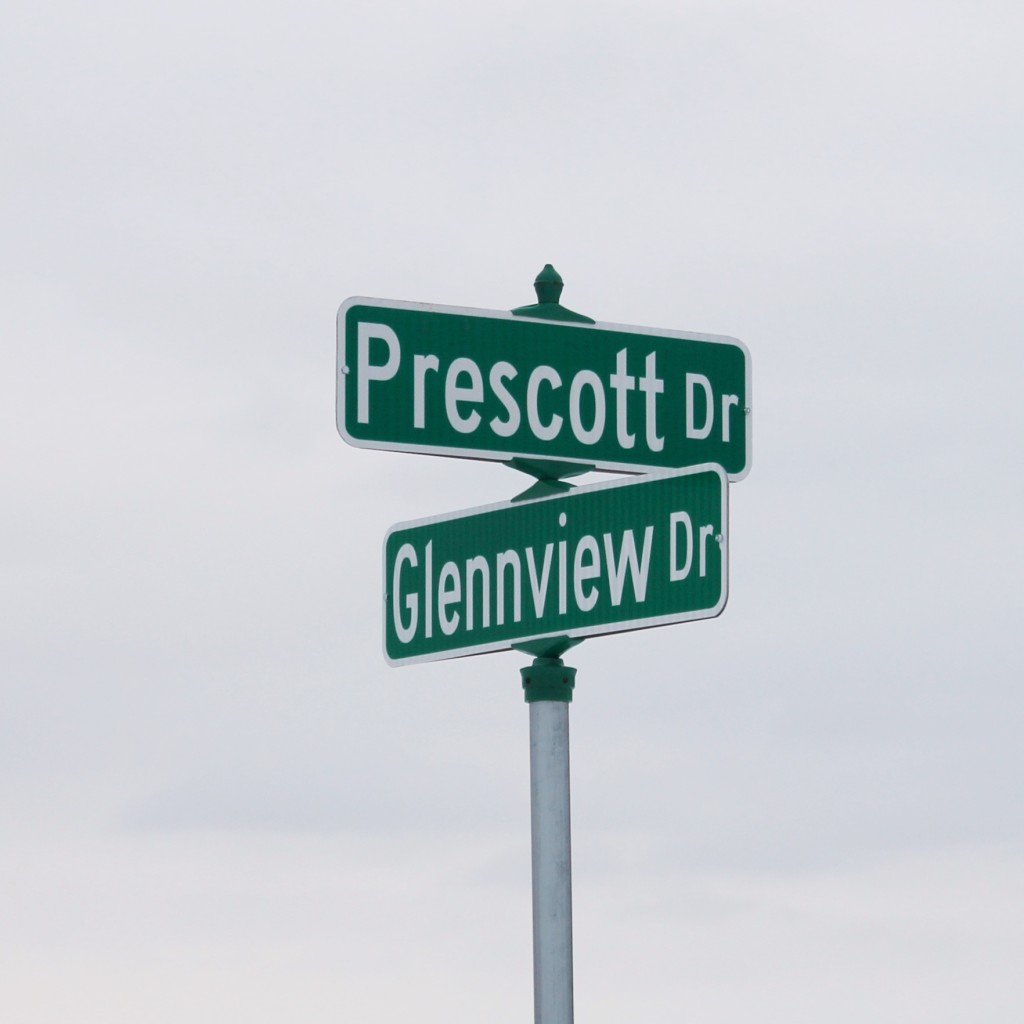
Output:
[337, 267, 748, 1024]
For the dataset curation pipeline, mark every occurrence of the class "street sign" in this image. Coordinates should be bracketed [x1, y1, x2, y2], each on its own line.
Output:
[383, 464, 727, 665]
[338, 297, 751, 479]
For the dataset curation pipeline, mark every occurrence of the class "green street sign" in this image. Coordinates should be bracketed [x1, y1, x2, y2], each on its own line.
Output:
[337, 298, 751, 479]
[383, 465, 728, 665]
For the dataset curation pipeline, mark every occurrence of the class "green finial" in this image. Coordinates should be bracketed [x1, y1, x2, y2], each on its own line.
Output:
[533, 264, 564, 304]
[511, 265, 595, 324]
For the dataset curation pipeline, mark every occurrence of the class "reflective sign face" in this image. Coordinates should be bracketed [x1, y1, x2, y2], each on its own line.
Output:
[338, 298, 751, 479]
[383, 465, 728, 665]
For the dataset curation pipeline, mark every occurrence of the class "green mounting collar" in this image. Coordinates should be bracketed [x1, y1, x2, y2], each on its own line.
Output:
[521, 656, 577, 703]
[511, 477, 575, 503]
[514, 636, 582, 660]
[511, 264, 595, 324]
[508, 457, 594, 502]
[507, 457, 594, 482]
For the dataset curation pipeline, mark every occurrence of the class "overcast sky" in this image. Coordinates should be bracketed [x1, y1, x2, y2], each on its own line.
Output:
[3, 0, 1023, 1021]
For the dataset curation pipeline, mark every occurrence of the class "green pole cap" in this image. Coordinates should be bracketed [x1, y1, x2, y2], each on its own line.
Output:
[510, 265, 595, 324]
[521, 656, 576, 703]
[533, 264, 565, 304]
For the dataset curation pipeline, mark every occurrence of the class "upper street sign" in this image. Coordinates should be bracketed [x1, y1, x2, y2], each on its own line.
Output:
[383, 464, 728, 665]
[337, 297, 751, 479]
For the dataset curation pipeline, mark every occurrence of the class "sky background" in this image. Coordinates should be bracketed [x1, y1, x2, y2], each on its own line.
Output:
[3, 0, 1023, 1020]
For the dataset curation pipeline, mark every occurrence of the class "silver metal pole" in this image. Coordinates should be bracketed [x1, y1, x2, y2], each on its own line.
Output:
[530, 698, 574, 1024]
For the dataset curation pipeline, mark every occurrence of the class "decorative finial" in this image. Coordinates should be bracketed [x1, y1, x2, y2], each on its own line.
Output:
[510, 264, 595, 324]
[534, 264, 564, 304]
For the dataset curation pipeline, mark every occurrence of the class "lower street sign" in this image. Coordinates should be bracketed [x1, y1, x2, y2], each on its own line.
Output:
[383, 464, 728, 665]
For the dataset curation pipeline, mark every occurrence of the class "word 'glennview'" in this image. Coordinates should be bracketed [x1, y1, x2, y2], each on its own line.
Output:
[389, 510, 720, 645]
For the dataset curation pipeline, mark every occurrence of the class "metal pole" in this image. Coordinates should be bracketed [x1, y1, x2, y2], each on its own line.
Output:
[522, 657, 576, 1024]
[512, 266, 588, 1023]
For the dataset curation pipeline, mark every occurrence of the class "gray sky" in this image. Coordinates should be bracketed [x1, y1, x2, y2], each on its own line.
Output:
[3, 0, 1023, 1020]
